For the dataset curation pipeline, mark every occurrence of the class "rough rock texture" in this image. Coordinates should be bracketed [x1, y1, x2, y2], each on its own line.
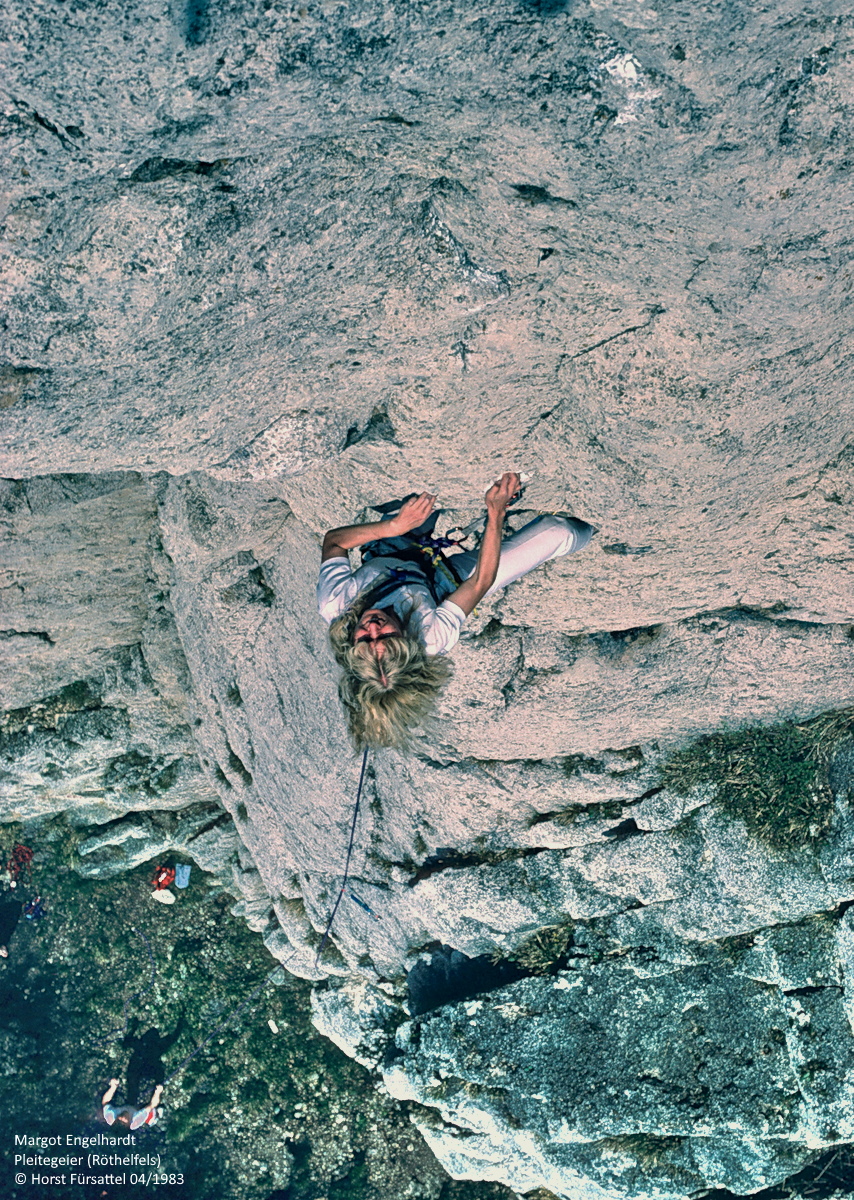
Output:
[315, 962, 834, 1198]
[3, 0, 854, 1196]
[315, 907, 854, 1199]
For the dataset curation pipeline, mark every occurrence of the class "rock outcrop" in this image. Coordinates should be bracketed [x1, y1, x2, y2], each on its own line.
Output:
[3, 0, 854, 1196]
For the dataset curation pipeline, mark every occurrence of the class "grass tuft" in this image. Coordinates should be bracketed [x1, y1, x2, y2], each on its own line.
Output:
[598, 1133, 697, 1184]
[660, 708, 854, 850]
[491, 921, 575, 974]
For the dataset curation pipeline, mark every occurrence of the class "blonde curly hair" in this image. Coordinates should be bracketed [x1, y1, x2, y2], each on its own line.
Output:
[328, 595, 453, 751]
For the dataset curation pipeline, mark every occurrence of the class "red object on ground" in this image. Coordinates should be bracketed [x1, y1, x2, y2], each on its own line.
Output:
[150, 866, 176, 891]
[8, 844, 34, 880]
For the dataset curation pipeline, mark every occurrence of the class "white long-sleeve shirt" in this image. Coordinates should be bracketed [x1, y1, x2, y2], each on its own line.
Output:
[316, 555, 467, 656]
[316, 515, 595, 657]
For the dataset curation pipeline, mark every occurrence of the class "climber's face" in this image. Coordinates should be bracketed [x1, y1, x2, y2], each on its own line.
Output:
[353, 609, 402, 657]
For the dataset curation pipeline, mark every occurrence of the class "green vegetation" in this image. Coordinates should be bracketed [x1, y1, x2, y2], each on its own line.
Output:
[552, 799, 623, 827]
[660, 708, 854, 850]
[598, 1133, 697, 1185]
[492, 921, 575, 975]
[0, 815, 516, 1200]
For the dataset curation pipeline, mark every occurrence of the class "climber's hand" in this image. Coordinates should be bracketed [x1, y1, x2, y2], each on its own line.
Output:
[390, 492, 437, 535]
[485, 473, 521, 518]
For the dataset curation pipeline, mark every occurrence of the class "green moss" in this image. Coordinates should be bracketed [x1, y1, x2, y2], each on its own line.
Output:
[152, 758, 182, 792]
[492, 921, 575, 974]
[551, 799, 624, 827]
[1, 679, 102, 734]
[424, 1075, 461, 1100]
[713, 931, 757, 964]
[0, 814, 517, 1200]
[561, 754, 603, 777]
[598, 1133, 697, 1184]
[660, 708, 854, 850]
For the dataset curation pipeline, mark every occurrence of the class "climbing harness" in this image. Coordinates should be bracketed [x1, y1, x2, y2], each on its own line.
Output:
[357, 565, 437, 613]
[409, 533, 469, 590]
[357, 539, 468, 622]
[314, 748, 369, 969]
[360, 546, 465, 604]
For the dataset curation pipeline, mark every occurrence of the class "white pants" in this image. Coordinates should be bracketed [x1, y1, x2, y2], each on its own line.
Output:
[450, 515, 596, 597]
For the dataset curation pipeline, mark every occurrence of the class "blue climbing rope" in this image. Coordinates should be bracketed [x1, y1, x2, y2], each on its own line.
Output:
[314, 748, 370, 969]
[161, 749, 373, 1088]
[89, 758, 372, 1086]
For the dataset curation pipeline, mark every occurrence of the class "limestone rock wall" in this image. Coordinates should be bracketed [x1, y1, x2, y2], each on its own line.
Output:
[3, 0, 854, 1196]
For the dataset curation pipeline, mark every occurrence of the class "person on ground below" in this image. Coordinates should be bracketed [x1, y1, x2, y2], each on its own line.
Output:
[318, 472, 597, 751]
[101, 1077, 163, 1130]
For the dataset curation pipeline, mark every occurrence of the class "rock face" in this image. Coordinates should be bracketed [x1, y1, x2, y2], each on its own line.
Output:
[315, 903, 854, 1199]
[2, 0, 854, 1197]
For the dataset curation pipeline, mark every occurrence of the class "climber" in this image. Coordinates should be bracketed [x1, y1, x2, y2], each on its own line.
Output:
[318, 473, 596, 751]
[101, 1078, 163, 1130]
